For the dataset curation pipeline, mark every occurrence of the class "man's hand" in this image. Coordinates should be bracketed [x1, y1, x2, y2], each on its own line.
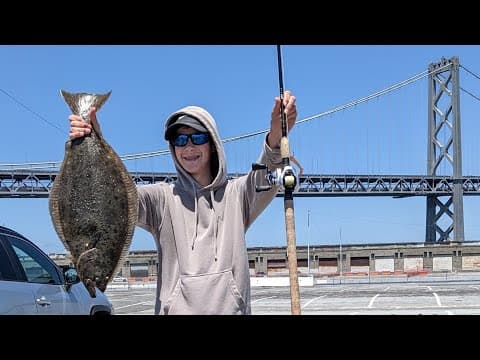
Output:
[267, 90, 297, 148]
[68, 107, 101, 139]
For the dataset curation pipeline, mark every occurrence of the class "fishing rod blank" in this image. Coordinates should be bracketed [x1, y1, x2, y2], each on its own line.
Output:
[276, 44, 301, 315]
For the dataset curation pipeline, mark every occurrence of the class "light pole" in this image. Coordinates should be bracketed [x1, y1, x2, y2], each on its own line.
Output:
[339, 226, 343, 281]
[307, 209, 310, 274]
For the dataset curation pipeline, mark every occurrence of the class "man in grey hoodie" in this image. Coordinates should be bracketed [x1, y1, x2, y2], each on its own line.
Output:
[68, 91, 297, 314]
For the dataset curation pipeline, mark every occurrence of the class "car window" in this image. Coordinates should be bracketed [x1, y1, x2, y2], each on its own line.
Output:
[7, 235, 62, 285]
[0, 239, 17, 281]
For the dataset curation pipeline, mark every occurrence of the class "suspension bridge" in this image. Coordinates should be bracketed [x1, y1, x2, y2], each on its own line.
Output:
[1, 56, 479, 244]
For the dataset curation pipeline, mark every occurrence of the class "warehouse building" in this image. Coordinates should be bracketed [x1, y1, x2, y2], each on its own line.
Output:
[51, 241, 480, 280]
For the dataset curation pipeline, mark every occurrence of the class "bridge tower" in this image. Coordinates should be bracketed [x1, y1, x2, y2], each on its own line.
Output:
[426, 56, 464, 243]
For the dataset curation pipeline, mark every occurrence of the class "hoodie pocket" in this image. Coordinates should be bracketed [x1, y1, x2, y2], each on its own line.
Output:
[164, 269, 246, 315]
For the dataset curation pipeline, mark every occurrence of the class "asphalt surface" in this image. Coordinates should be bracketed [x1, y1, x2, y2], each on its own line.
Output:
[105, 280, 480, 315]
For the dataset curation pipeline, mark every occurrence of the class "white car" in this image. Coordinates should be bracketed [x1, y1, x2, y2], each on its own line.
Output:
[0, 225, 113, 315]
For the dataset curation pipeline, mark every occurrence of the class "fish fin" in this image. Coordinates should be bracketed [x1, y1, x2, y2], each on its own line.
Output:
[100, 140, 139, 282]
[48, 159, 70, 252]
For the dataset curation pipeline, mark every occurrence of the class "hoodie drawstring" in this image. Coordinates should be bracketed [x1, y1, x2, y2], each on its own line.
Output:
[191, 188, 199, 250]
[190, 188, 218, 262]
[211, 189, 218, 261]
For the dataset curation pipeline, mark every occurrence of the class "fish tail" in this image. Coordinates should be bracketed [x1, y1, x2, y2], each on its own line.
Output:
[60, 90, 112, 124]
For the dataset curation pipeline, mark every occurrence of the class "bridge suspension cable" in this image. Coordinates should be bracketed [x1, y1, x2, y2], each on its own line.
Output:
[0, 65, 447, 171]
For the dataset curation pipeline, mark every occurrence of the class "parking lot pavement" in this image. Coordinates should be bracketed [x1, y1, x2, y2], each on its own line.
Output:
[105, 280, 480, 315]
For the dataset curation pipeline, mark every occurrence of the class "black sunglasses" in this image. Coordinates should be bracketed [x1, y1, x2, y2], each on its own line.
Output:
[172, 132, 210, 147]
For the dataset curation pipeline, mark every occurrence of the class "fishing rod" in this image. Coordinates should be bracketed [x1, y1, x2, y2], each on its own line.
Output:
[252, 45, 301, 315]
[276, 44, 301, 315]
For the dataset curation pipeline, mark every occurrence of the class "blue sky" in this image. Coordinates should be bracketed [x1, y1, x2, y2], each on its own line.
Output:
[1, 45, 480, 254]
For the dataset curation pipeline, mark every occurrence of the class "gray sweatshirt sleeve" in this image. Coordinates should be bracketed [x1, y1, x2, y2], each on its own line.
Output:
[136, 183, 167, 234]
[241, 133, 283, 229]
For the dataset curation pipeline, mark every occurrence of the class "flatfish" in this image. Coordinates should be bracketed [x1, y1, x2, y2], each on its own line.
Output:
[49, 90, 138, 298]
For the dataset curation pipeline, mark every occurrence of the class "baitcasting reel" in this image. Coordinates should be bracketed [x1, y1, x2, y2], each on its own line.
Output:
[252, 162, 297, 192]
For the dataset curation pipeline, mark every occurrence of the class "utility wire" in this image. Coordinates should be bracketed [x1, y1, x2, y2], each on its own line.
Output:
[0, 88, 66, 134]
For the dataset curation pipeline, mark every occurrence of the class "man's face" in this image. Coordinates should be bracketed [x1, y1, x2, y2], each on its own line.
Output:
[173, 126, 212, 178]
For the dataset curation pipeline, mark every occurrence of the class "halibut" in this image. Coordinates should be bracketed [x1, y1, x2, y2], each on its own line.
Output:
[49, 90, 138, 298]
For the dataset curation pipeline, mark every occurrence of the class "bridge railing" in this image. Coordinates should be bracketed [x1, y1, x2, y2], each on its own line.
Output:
[2, 169, 480, 198]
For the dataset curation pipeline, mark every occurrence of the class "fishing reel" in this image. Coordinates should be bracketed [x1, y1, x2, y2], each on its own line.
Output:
[252, 162, 297, 192]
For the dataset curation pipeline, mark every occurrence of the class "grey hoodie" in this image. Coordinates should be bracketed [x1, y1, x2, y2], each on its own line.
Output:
[136, 106, 282, 315]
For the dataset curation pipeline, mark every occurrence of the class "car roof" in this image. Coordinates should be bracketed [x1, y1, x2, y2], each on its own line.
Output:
[0, 225, 57, 263]
[0, 225, 29, 240]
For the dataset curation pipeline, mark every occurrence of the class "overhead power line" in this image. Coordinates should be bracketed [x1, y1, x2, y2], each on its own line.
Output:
[0, 88, 66, 134]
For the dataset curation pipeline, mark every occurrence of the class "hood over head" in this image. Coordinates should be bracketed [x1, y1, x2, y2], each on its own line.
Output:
[164, 106, 227, 191]
[164, 114, 208, 141]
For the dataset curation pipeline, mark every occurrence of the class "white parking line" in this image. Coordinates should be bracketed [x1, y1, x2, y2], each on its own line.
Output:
[115, 301, 150, 310]
[125, 308, 155, 315]
[108, 293, 153, 298]
[368, 294, 380, 308]
[251, 296, 276, 304]
[433, 293, 442, 307]
[302, 295, 326, 309]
